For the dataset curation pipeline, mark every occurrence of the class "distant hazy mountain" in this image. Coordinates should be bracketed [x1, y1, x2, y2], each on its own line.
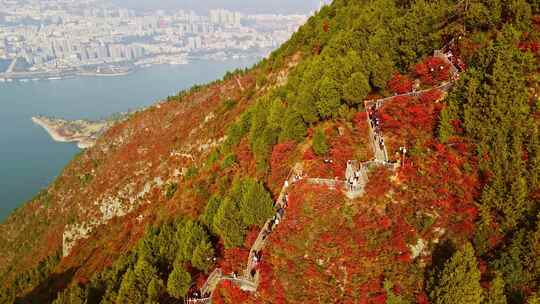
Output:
[110, 0, 321, 13]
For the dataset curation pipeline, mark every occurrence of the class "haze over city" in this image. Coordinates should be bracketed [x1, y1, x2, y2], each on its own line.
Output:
[111, 0, 323, 14]
[0, 0, 330, 80]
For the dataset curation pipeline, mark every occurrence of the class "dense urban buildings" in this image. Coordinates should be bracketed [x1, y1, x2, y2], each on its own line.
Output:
[0, 0, 309, 79]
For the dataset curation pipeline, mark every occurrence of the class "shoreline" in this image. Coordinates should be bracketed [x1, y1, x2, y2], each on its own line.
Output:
[0, 56, 260, 82]
[31, 116, 73, 143]
[31, 116, 91, 149]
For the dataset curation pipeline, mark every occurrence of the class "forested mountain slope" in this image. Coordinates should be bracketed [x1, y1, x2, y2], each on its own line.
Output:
[1, 0, 540, 303]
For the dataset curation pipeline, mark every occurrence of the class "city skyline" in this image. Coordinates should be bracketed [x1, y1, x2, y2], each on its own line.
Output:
[0, 0, 316, 80]
[110, 0, 325, 14]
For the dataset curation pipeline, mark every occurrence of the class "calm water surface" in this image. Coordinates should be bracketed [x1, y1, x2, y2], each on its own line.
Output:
[0, 59, 255, 221]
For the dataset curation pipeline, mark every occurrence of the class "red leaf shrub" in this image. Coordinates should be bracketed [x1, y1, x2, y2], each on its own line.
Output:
[323, 20, 330, 32]
[353, 111, 368, 129]
[450, 119, 463, 133]
[303, 148, 316, 161]
[270, 141, 296, 189]
[419, 89, 443, 103]
[370, 293, 387, 304]
[212, 280, 249, 304]
[219, 247, 249, 273]
[257, 261, 287, 304]
[330, 134, 355, 178]
[388, 74, 413, 94]
[397, 252, 412, 263]
[415, 56, 451, 85]
[518, 39, 540, 54]
[364, 167, 392, 199]
[235, 140, 254, 169]
[416, 293, 430, 304]
[244, 226, 260, 249]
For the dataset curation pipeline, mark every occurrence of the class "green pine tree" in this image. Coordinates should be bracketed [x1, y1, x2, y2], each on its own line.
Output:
[176, 220, 209, 262]
[240, 181, 275, 227]
[430, 242, 483, 304]
[167, 266, 191, 299]
[312, 128, 329, 156]
[343, 71, 370, 106]
[279, 109, 307, 142]
[483, 273, 507, 304]
[317, 76, 341, 119]
[213, 197, 246, 248]
[200, 195, 222, 232]
[117, 269, 145, 304]
[147, 277, 164, 302]
[191, 240, 215, 273]
[438, 105, 456, 143]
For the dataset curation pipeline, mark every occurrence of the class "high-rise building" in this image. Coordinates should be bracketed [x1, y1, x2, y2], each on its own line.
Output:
[96, 45, 108, 59]
[209, 10, 220, 24]
[108, 44, 124, 59]
[209, 9, 241, 27]
[233, 12, 242, 27]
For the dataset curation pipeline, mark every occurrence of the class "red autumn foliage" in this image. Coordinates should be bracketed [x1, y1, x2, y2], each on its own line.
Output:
[370, 293, 387, 304]
[270, 141, 297, 190]
[244, 226, 260, 249]
[518, 33, 540, 54]
[364, 167, 393, 199]
[219, 247, 249, 273]
[451, 119, 464, 134]
[330, 134, 355, 178]
[303, 148, 317, 161]
[388, 73, 414, 94]
[353, 111, 368, 129]
[379, 93, 445, 155]
[212, 280, 249, 304]
[419, 89, 443, 103]
[394, 140, 479, 240]
[235, 140, 255, 170]
[415, 56, 451, 85]
[255, 261, 287, 304]
[416, 293, 430, 304]
[378, 216, 391, 229]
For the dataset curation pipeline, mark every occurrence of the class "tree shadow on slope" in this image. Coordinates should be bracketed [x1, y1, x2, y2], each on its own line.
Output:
[14, 267, 77, 304]
[424, 239, 456, 291]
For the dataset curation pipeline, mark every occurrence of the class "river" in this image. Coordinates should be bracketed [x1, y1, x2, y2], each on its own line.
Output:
[0, 58, 256, 221]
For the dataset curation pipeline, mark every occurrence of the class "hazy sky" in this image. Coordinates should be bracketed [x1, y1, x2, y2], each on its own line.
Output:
[111, 0, 322, 14]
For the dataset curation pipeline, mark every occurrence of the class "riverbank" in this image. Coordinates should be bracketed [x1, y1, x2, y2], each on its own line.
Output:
[0, 59, 257, 222]
[31, 116, 72, 143]
[31, 116, 109, 149]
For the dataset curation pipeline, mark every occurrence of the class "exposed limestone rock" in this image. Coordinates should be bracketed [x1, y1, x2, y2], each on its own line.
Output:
[409, 238, 427, 259]
[62, 176, 166, 257]
[63, 220, 99, 257]
[204, 112, 216, 123]
[197, 136, 227, 152]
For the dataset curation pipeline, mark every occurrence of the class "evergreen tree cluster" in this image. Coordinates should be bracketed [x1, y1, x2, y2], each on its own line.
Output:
[51, 219, 212, 303]
[49, 176, 275, 303]
[434, 1, 540, 303]
[222, 0, 467, 174]
[202, 177, 275, 248]
[0, 253, 60, 304]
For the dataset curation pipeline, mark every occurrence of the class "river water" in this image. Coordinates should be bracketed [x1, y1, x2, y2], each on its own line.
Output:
[0, 58, 255, 221]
